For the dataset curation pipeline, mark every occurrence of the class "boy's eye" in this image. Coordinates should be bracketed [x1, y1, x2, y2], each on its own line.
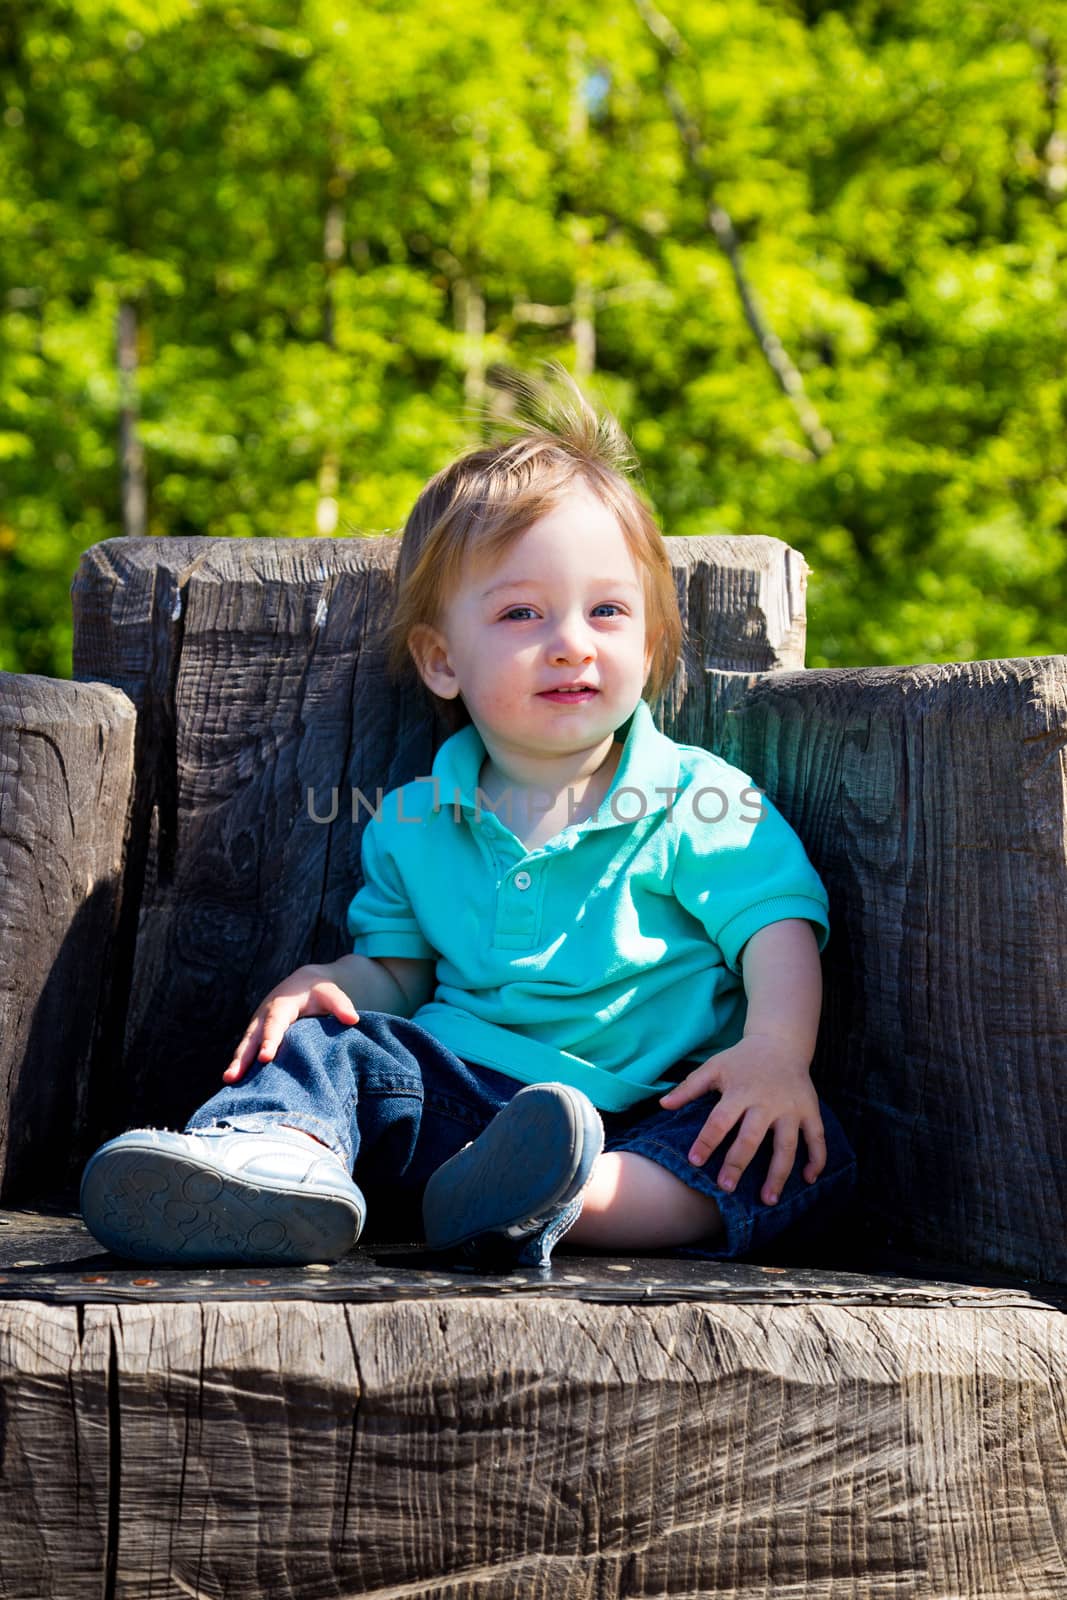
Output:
[499, 603, 627, 621]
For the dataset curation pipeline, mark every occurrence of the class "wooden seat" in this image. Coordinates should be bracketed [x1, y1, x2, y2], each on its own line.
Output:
[0, 534, 1064, 1597]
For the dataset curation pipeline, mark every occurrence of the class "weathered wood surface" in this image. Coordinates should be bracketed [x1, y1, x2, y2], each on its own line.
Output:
[5, 1203, 1063, 1308]
[70, 534, 806, 1140]
[0, 674, 136, 1200]
[723, 657, 1067, 1284]
[660, 536, 809, 745]
[1, 1295, 1065, 1599]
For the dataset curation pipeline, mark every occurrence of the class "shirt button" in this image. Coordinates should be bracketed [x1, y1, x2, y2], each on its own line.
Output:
[514, 870, 532, 891]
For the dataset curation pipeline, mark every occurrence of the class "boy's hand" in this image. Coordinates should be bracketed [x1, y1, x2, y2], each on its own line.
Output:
[222, 965, 360, 1084]
[658, 1032, 826, 1207]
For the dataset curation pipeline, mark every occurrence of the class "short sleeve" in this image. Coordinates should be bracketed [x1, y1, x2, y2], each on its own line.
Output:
[672, 759, 829, 975]
[345, 810, 436, 960]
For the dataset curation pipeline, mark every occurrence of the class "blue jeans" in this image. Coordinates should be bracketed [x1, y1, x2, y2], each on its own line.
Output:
[185, 1012, 858, 1262]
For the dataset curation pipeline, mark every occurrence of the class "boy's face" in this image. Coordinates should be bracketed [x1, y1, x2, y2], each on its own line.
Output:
[411, 483, 655, 770]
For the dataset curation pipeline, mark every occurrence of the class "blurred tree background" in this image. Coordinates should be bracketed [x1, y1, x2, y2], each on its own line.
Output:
[2, 0, 1065, 678]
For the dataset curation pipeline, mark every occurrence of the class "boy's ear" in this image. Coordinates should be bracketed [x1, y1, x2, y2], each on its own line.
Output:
[407, 624, 462, 700]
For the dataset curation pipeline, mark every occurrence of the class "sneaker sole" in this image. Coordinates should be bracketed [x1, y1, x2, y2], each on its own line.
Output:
[80, 1142, 365, 1266]
[423, 1084, 604, 1253]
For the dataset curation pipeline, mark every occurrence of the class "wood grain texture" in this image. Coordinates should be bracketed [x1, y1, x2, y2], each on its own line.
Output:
[70, 534, 804, 1137]
[722, 657, 1067, 1283]
[0, 674, 136, 1199]
[7, 1202, 1065, 1304]
[0, 1295, 1064, 1599]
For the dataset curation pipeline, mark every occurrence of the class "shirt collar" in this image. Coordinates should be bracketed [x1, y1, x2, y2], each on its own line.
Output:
[428, 699, 681, 832]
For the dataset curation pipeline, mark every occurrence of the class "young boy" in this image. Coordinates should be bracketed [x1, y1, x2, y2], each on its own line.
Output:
[80, 374, 856, 1270]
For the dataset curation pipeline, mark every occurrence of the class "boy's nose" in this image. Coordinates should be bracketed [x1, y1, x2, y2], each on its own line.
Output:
[549, 623, 595, 663]
[550, 630, 591, 662]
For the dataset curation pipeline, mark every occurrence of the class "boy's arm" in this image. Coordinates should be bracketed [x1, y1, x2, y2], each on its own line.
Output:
[658, 919, 826, 1207]
[739, 919, 822, 1061]
[332, 952, 436, 1016]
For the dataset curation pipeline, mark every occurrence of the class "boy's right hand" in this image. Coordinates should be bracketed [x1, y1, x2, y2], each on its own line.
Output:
[222, 964, 360, 1084]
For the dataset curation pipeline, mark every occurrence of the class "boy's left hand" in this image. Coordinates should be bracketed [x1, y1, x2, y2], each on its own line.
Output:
[658, 1032, 826, 1207]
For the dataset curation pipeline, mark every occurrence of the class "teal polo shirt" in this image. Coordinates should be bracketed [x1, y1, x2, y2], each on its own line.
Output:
[346, 699, 829, 1113]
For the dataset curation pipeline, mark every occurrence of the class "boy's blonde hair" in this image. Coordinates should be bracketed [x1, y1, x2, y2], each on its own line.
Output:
[383, 363, 682, 731]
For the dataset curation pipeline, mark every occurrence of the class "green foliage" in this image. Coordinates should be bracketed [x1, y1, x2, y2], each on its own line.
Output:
[2, 0, 1065, 677]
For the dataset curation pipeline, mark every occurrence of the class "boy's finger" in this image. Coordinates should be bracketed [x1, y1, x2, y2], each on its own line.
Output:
[225, 1030, 259, 1068]
[801, 1117, 827, 1182]
[223, 1028, 258, 1077]
[307, 979, 356, 1017]
[257, 1003, 297, 1060]
[712, 1112, 769, 1192]
[762, 1125, 799, 1206]
[224, 1016, 262, 1070]
[660, 1068, 712, 1107]
[320, 983, 359, 1021]
[685, 1099, 741, 1169]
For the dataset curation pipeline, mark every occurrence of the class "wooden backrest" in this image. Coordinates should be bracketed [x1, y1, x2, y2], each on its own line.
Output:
[60, 534, 804, 1144]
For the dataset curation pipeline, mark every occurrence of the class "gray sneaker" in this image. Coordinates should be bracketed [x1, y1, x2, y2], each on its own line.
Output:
[422, 1082, 604, 1268]
[79, 1125, 366, 1266]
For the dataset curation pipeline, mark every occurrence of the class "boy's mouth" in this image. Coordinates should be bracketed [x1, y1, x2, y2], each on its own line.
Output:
[538, 685, 599, 703]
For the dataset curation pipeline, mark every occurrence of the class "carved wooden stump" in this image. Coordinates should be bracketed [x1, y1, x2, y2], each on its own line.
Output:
[0, 674, 135, 1197]
[724, 657, 1067, 1282]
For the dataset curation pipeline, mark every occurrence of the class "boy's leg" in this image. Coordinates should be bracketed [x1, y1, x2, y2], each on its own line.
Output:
[563, 1090, 857, 1259]
[79, 1012, 524, 1264]
[78, 1013, 385, 1266]
[183, 1013, 366, 1166]
[186, 1011, 518, 1182]
[563, 1152, 724, 1250]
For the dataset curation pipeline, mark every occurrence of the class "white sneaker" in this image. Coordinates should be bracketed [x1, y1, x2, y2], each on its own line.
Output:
[79, 1125, 366, 1266]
